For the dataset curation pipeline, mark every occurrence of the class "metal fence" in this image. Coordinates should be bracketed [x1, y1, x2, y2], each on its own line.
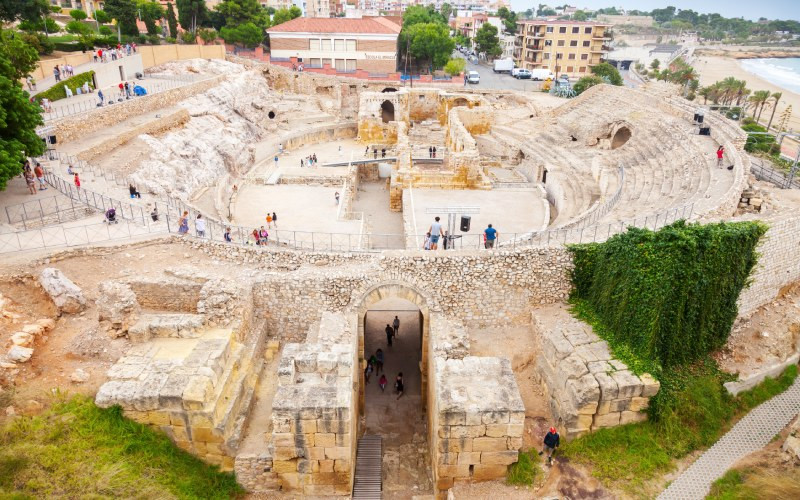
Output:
[41, 78, 206, 122]
[0, 218, 167, 254]
[750, 157, 800, 189]
[4, 194, 98, 230]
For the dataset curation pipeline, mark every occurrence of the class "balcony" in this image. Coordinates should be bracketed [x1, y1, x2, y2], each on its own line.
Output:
[525, 44, 543, 51]
[514, 37, 522, 47]
[593, 31, 613, 40]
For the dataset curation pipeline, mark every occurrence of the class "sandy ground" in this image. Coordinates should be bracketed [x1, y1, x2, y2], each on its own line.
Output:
[408, 187, 549, 249]
[694, 56, 800, 140]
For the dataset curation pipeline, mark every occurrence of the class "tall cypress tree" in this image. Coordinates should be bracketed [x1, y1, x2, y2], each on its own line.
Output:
[166, 2, 178, 38]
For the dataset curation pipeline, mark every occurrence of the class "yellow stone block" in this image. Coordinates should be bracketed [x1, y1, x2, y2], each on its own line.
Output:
[192, 427, 223, 444]
[145, 411, 170, 426]
[308, 447, 325, 460]
[333, 459, 351, 473]
[324, 447, 349, 460]
[437, 464, 470, 478]
[472, 437, 507, 452]
[315, 433, 335, 447]
[473, 464, 508, 480]
[319, 459, 334, 472]
[273, 459, 297, 473]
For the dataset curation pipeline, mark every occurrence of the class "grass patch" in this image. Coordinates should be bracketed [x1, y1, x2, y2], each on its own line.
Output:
[0, 395, 243, 498]
[560, 364, 797, 493]
[33, 71, 95, 102]
[507, 449, 543, 486]
[708, 466, 800, 500]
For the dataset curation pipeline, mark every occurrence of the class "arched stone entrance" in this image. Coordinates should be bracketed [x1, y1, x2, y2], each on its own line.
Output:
[380, 100, 395, 123]
[354, 281, 432, 415]
[611, 126, 632, 149]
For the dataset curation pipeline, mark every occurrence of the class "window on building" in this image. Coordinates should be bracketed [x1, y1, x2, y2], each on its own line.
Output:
[546, 26, 553, 33]
[545, 40, 552, 46]
[309, 58, 321, 68]
[583, 40, 590, 47]
[579, 66, 586, 72]
[572, 27, 579, 33]
[346, 39, 356, 51]
[568, 53, 575, 60]
[557, 40, 564, 46]
[543, 53, 550, 59]
[556, 52, 562, 59]
[570, 40, 577, 46]
[346, 59, 356, 71]
[310, 39, 320, 51]
[321, 39, 332, 51]
[334, 39, 345, 51]
[585, 27, 593, 34]
[559, 26, 566, 33]
[334, 59, 346, 71]
[581, 53, 588, 60]
[567, 66, 573, 72]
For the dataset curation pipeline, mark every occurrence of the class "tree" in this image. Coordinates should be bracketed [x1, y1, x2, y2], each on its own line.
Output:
[496, 6, 518, 34]
[215, 0, 268, 29]
[94, 9, 111, 23]
[474, 23, 501, 59]
[748, 90, 770, 120]
[590, 62, 623, 86]
[166, 3, 178, 37]
[404, 22, 454, 71]
[0, 0, 49, 23]
[220, 21, 261, 47]
[105, 0, 139, 36]
[650, 59, 660, 70]
[443, 58, 465, 76]
[572, 10, 587, 21]
[138, 0, 166, 36]
[70, 9, 87, 20]
[766, 92, 782, 131]
[0, 30, 44, 190]
[573, 74, 604, 95]
[440, 2, 452, 20]
[271, 7, 299, 27]
[176, 0, 208, 33]
[18, 17, 59, 34]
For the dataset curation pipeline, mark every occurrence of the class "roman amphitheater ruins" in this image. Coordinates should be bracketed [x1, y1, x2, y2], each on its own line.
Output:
[2, 53, 800, 499]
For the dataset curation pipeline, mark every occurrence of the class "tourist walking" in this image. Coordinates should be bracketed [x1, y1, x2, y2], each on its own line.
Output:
[266, 213, 273, 228]
[73, 173, 81, 190]
[432, 146, 437, 158]
[484, 224, 498, 249]
[178, 211, 189, 234]
[259, 226, 269, 245]
[385, 324, 394, 347]
[53, 66, 61, 82]
[392, 316, 400, 337]
[368, 353, 378, 374]
[716, 146, 724, 168]
[539, 427, 560, 466]
[195, 214, 206, 237]
[428, 217, 444, 250]
[272, 212, 277, 227]
[395, 373, 404, 400]
[97, 90, 104, 106]
[381, 148, 386, 158]
[34, 163, 46, 190]
[151, 206, 159, 221]
[25, 170, 36, 195]
[375, 348, 384, 374]
[300, 158, 304, 168]
[423, 232, 432, 250]
[379, 374, 387, 392]
[428, 146, 433, 158]
[274, 154, 279, 167]
[335, 191, 340, 205]
[224, 227, 232, 243]
[364, 362, 373, 384]
[252, 228, 260, 245]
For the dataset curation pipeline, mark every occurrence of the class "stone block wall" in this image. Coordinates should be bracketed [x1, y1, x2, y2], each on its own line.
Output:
[534, 308, 660, 438]
[127, 278, 203, 313]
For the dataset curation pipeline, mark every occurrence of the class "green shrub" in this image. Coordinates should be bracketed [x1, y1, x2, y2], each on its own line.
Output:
[34, 71, 95, 102]
[49, 5, 63, 13]
[69, 9, 87, 21]
[444, 58, 466, 76]
[165, 36, 177, 44]
[198, 28, 217, 44]
[147, 34, 161, 45]
[99, 26, 112, 36]
[742, 121, 777, 154]
[52, 41, 82, 52]
[569, 221, 767, 368]
[94, 10, 111, 24]
[573, 74, 604, 95]
[18, 18, 60, 33]
[180, 31, 196, 43]
[19, 32, 54, 55]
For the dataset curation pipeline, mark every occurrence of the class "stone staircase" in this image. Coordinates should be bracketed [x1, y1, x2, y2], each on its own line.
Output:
[352, 435, 383, 499]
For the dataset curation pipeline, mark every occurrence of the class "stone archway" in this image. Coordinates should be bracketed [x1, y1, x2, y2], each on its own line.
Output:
[380, 100, 395, 123]
[452, 97, 469, 108]
[611, 126, 632, 149]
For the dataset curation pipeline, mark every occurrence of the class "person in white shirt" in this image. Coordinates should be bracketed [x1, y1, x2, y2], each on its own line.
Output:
[195, 214, 206, 237]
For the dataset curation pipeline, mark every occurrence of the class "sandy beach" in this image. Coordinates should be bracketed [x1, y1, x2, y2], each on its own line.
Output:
[693, 55, 800, 137]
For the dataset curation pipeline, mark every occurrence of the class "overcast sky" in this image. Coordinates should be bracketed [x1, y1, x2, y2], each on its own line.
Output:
[507, 1, 799, 22]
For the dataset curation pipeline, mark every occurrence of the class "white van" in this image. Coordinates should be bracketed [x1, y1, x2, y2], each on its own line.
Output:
[467, 71, 480, 84]
[530, 69, 556, 81]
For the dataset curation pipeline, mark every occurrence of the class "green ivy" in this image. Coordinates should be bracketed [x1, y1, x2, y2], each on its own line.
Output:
[568, 220, 767, 368]
[34, 70, 95, 102]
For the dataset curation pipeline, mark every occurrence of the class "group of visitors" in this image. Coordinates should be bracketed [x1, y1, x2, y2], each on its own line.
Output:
[291, 63, 304, 72]
[21, 160, 46, 195]
[422, 217, 498, 250]
[428, 146, 438, 159]
[93, 44, 136, 64]
[52, 64, 74, 82]
[252, 226, 269, 245]
[265, 212, 277, 228]
[177, 211, 205, 237]
[363, 344, 405, 400]
[300, 154, 318, 168]
[118, 81, 136, 99]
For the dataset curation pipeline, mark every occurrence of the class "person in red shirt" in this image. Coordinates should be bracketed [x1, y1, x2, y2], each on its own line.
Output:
[716, 146, 724, 168]
[74, 173, 81, 189]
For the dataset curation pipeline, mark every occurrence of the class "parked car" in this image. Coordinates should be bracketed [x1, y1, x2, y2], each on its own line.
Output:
[467, 71, 480, 84]
[514, 69, 532, 79]
[530, 69, 555, 81]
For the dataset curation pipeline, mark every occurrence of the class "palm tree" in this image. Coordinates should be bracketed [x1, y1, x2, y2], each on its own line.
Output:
[698, 86, 711, 104]
[766, 92, 783, 131]
[749, 90, 770, 119]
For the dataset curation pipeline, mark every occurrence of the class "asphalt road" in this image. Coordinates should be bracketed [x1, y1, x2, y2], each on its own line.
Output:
[454, 52, 546, 92]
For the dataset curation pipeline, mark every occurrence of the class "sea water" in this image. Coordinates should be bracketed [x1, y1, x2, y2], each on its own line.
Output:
[740, 58, 800, 94]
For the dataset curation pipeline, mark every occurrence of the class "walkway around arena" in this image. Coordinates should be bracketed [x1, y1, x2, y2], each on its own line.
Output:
[658, 375, 800, 499]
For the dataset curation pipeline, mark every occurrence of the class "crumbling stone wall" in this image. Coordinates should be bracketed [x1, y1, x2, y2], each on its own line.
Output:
[127, 278, 203, 313]
[534, 308, 660, 438]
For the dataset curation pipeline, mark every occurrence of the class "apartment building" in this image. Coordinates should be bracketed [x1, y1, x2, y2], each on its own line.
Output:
[266, 17, 400, 73]
[513, 20, 612, 78]
[451, 14, 504, 39]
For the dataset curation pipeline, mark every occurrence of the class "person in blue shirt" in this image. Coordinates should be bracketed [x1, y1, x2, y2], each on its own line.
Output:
[484, 224, 498, 249]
